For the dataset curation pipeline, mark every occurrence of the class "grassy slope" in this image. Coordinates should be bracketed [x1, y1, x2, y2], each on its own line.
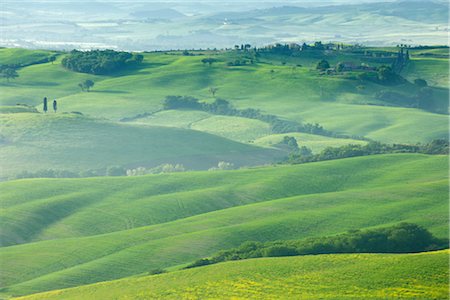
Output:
[0, 50, 447, 144]
[0, 112, 282, 178]
[0, 48, 55, 66]
[0, 154, 447, 296]
[15, 250, 449, 300]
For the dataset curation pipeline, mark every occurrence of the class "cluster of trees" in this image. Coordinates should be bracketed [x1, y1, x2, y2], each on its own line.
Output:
[78, 79, 94, 92]
[257, 41, 339, 56]
[227, 59, 254, 66]
[391, 47, 410, 73]
[234, 44, 253, 51]
[14, 169, 81, 179]
[358, 65, 406, 86]
[61, 50, 144, 75]
[185, 223, 446, 269]
[162, 96, 360, 139]
[0, 67, 19, 82]
[374, 86, 446, 113]
[285, 139, 449, 164]
[316, 59, 330, 70]
[126, 163, 186, 176]
[277, 136, 313, 156]
[201, 58, 218, 66]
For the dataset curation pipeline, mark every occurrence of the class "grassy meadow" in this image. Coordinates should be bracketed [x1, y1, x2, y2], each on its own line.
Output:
[0, 45, 448, 299]
[0, 47, 448, 144]
[15, 250, 449, 300]
[0, 154, 448, 297]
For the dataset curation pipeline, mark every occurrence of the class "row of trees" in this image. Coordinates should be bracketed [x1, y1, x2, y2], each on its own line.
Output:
[285, 139, 449, 164]
[185, 223, 446, 269]
[14, 160, 238, 179]
[62, 50, 144, 75]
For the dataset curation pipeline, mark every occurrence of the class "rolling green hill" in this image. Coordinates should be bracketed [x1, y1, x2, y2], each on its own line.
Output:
[0, 48, 56, 67]
[0, 154, 447, 297]
[0, 46, 448, 299]
[0, 112, 282, 179]
[0, 48, 448, 144]
[130, 109, 368, 150]
[14, 250, 450, 300]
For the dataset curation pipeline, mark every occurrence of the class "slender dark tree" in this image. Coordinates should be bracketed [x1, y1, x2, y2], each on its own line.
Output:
[209, 87, 218, 97]
[43, 97, 48, 113]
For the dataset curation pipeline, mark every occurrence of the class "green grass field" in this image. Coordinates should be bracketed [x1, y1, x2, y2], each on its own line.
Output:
[0, 48, 448, 144]
[0, 112, 282, 179]
[14, 250, 449, 300]
[0, 48, 56, 67]
[0, 46, 448, 299]
[0, 154, 447, 297]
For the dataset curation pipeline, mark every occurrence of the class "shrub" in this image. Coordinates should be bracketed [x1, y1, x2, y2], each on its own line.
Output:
[316, 59, 330, 70]
[414, 78, 428, 87]
[148, 268, 166, 275]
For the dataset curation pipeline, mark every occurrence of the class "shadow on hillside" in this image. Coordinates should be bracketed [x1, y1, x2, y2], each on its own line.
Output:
[111, 62, 168, 77]
[91, 90, 130, 94]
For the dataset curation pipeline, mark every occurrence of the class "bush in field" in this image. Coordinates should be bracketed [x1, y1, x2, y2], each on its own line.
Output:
[78, 79, 94, 92]
[316, 59, 330, 70]
[414, 78, 428, 87]
[201, 58, 218, 66]
[147, 268, 166, 275]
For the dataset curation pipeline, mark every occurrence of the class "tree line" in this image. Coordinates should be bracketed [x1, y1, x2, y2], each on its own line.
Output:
[185, 223, 447, 269]
[61, 50, 144, 75]
[284, 139, 449, 164]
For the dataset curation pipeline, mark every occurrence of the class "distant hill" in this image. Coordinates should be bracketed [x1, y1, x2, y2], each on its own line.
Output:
[211, 1, 448, 23]
[131, 8, 186, 20]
